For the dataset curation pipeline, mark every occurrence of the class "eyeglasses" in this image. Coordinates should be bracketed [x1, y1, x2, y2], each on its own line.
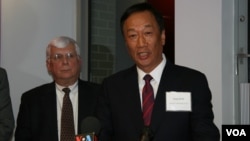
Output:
[50, 52, 78, 62]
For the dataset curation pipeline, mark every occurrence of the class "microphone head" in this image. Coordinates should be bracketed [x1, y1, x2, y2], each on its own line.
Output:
[141, 126, 153, 141]
[81, 116, 101, 135]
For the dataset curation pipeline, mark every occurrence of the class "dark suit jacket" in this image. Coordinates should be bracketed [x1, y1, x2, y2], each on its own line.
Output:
[96, 61, 220, 141]
[15, 79, 101, 141]
[0, 68, 15, 141]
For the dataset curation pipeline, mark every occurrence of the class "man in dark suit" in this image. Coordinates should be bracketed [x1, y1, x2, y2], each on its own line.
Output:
[0, 67, 15, 141]
[95, 2, 220, 141]
[15, 36, 100, 141]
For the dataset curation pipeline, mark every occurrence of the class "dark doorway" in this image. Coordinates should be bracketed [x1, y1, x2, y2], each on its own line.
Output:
[147, 0, 175, 63]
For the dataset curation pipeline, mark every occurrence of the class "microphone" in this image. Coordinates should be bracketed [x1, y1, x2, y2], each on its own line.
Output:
[75, 116, 101, 141]
[140, 126, 153, 141]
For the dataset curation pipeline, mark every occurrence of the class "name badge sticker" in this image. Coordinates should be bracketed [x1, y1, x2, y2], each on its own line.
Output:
[166, 91, 192, 111]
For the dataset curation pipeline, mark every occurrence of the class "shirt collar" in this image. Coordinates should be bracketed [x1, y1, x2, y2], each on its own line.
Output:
[56, 80, 78, 93]
[137, 53, 166, 83]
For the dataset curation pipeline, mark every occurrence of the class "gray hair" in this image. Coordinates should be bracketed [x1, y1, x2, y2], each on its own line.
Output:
[46, 36, 80, 60]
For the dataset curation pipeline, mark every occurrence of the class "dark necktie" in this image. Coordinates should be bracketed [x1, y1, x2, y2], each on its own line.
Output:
[61, 88, 75, 141]
[142, 74, 154, 126]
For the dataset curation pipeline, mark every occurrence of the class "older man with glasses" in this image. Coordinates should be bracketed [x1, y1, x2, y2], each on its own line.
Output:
[15, 36, 101, 141]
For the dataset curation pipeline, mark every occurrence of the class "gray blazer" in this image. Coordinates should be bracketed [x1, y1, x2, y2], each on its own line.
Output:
[0, 68, 15, 141]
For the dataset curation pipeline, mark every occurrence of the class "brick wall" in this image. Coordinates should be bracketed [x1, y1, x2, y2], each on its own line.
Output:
[90, 0, 116, 83]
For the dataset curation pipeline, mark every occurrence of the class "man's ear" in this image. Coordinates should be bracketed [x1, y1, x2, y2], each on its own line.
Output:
[46, 60, 52, 75]
[161, 30, 166, 46]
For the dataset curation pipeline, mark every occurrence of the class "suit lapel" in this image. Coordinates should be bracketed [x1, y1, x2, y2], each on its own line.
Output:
[124, 66, 144, 129]
[77, 80, 98, 134]
[41, 82, 58, 140]
[150, 61, 178, 130]
[77, 80, 86, 133]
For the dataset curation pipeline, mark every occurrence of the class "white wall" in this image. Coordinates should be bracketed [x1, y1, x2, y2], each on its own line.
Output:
[175, 0, 224, 138]
[221, 0, 236, 124]
[1, 0, 76, 139]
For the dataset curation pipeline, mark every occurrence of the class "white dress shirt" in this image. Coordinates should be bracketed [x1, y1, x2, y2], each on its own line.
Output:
[137, 53, 167, 107]
[56, 81, 79, 140]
